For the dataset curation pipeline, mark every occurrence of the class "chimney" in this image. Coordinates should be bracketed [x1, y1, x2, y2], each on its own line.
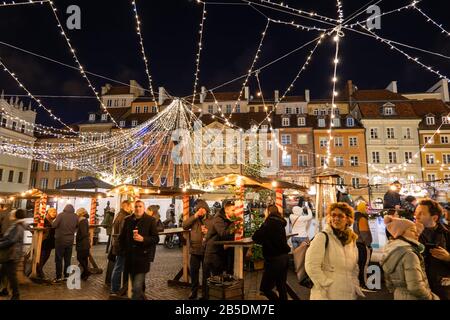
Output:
[158, 87, 166, 106]
[200, 86, 206, 103]
[101, 83, 112, 95]
[274, 90, 279, 102]
[244, 86, 249, 100]
[386, 81, 398, 93]
[427, 79, 449, 102]
[304, 89, 310, 102]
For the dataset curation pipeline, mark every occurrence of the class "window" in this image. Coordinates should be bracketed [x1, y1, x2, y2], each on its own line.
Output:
[282, 153, 292, 166]
[297, 134, 307, 144]
[370, 128, 378, 139]
[285, 107, 292, 114]
[297, 117, 306, 126]
[208, 105, 214, 114]
[99, 155, 105, 164]
[119, 120, 126, 127]
[319, 137, 328, 148]
[55, 162, 63, 171]
[1, 118, 6, 127]
[107, 100, 112, 107]
[441, 136, 450, 144]
[160, 177, 167, 187]
[12, 122, 17, 131]
[320, 109, 327, 116]
[426, 116, 435, 125]
[30, 177, 36, 188]
[43, 162, 50, 171]
[152, 106, 158, 113]
[31, 161, 38, 172]
[8, 170, 13, 182]
[122, 99, 126, 107]
[371, 151, 380, 163]
[405, 152, 413, 163]
[404, 128, 412, 139]
[388, 152, 397, 164]
[443, 154, 450, 164]
[332, 118, 341, 127]
[260, 124, 268, 131]
[320, 156, 327, 167]
[335, 156, 344, 167]
[336, 177, 345, 185]
[40, 178, 48, 189]
[384, 107, 393, 115]
[266, 141, 272, 151]
[0, 168, 2, 181]
[131, 120, 138, 127]
[350, 156, 359, 166]
[318, 118, 325, 127]
[281, 134, 291, 145]
[346, 117, 355, 127]
[386, 128, 395, 139]
[298, 155, 308, 167]
[352, 178, 360, 188]
[349, 137, 358, 147]
[424, 136, 433, 144]
[427, 173, 436, 182]
[89, 114, 95, 121]
[334, 137, 343, 147]
[226, 105, 232, 113]
[236, 105, 240, 113]
[442, 116, 450, 124]
[65, 178, 72, 184]
[445, 174, 450, 180]
[21, 124, 25, 133]
[249, 107, 255, 113]
[282, 118, 290, 126]
[143, 106, 148, 113]
[54, 178, 61, 189]
[135, 106, 141, 113]
[313, 109, 319, 116]
[426, 154, 435, 165]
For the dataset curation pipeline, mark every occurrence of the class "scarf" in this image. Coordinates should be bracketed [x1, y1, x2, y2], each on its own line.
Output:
[331, 226, 358, 246]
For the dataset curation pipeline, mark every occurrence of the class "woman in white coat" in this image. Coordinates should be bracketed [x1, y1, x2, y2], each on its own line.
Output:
[305, 202, 364, 300]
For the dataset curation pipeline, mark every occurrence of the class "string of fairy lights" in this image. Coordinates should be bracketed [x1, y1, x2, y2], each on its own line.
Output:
[2, 0, 450, 192]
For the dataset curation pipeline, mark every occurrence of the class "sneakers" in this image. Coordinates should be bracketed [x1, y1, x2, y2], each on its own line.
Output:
[52, 278, 64, 284]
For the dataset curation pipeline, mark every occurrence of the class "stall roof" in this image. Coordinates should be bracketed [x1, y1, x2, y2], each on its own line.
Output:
[57, 176, 114, 190]
[108, 185, 204, 197]
[205, 174, 307, 191]
[8, 189, 108, 199]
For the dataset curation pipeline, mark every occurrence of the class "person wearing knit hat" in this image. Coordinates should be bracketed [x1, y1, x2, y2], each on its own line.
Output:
[305, 202, 364, 300]
[353, 201, 373, 289]
[380, 215, 439, 300]
[75, 208, 91, 281]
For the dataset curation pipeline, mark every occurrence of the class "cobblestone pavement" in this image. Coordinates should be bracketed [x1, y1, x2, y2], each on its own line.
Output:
[0, 244, 392, 300]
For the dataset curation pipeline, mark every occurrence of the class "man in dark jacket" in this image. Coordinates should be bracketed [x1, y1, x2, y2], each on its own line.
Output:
[183, 199, 211, 300]
[415, 199, 450, 300]
[252, 205, 290, 300]
[203, 200, 235, 292]
[37, 208, 57, 279]
[75, 208, 91, 281]
[110, 200, 132, 295]
[0, 209, 27, 300]
[383, 181, 402, 209]
[119, 200, 159, 300]
[52, 204, 78, 282]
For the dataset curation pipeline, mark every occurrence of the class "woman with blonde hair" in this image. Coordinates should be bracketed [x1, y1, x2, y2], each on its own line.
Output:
[75, 208, 91, 280]
[305, 202, 364, 300]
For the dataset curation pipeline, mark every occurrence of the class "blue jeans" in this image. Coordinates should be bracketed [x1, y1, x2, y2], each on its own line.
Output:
[131, 273, 146, 300]
[291, 237, 308, 249]
[110, 255, 125, 293]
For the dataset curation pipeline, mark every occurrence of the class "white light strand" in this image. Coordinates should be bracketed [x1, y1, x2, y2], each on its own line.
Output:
[0, 0, 47, 7]
[413, 3, 450, 37]
[192, 1, 207, 105]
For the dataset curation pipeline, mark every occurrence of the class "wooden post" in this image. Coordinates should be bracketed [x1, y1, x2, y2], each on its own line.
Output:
[234, 185, 244, 279]
[30, 194, 46, 278]
[275, 188, 283, 215]
[182, 195, 190, 283]
[89, 197, 97, 247]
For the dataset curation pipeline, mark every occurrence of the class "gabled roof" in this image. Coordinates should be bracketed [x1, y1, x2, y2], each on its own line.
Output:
[103, 86, 131, 95]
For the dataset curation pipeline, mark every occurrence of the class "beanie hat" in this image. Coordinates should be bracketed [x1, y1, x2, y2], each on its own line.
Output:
[194, 199, 210, 214]
[384, 215, 415, 238]
[63, 204, 75, 214]
[356, 201, 367, 214]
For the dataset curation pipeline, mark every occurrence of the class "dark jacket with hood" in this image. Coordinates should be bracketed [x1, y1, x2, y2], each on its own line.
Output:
[183, 199, 212, 255]
[76, 217, 90, 252]
[53, 204, 79, 247]
[0, 210, 12, 238]
[252, 213, 290, 258]
[111, 209, 130, 256]
[419, 223, 450, 300]
[119, 213, 160, 274]
[204, 208, 234, 259]
[0, 219, 27, 261]
[42, 217, 56, 250]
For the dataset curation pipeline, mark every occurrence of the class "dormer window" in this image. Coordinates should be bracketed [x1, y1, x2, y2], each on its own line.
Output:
[442, 116, 450, 124]
[285, 107, 292, 114]
[135, 106, 141, 113]
[313, 109, 319, 116]
[151, 106, 158, 113]
[426, 116, 435, 125]
[384, 107, 393, 115]
[101, 114, 108, 121]
[282, 117, 290, 127]
[261, 124, 268, 131]
[318, 118, 325, 127]
[119, 120, 126, 127]
[346, 117, 355, 127]
[143, 106, 148, 113]
[89, 114, 95, 121]
[297, 117, 306, 126]
[131, 120, 138, 127]
[332, 118, 341, 127]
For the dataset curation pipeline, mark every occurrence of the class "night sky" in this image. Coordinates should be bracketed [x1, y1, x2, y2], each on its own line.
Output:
[1, 0, 450, 126]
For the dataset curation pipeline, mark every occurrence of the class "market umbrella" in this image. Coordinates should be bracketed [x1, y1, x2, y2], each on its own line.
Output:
[57, 176, 114, 190]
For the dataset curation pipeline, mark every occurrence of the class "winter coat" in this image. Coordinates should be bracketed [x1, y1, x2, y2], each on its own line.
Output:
[353, 211, 373, 247]
[252, 213, 290, 258]
[183, 212, 212, 256]
[119, 214, 159, 274]
[0, 211, 12, 238]
[419, 224, 450, 300]
[305, 225, 363, 300]
[204, 209, 234, 260]
[0, 219, 27, 262]
[53, 205, 79, 247]
[381, 238, 439, 300]
[76, 217, 90, 252]
[111, 209, 130, 256]
[42, 217, 55, 250]
[289, 206, 313, 238]
[383, 191, 401, 209]
[102, 211, 115, 236]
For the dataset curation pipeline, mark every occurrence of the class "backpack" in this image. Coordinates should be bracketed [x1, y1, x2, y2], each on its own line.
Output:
[293, 231, 329, 289]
